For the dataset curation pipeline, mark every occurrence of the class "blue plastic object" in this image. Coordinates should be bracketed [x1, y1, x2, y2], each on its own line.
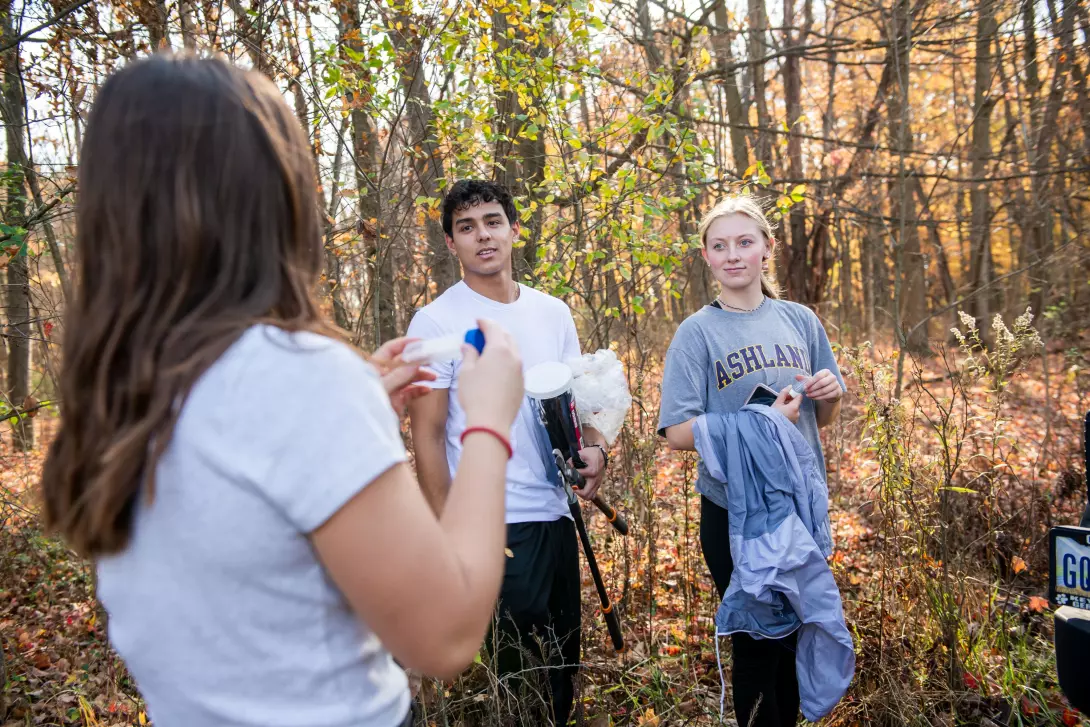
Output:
[464, 328, 485, 354]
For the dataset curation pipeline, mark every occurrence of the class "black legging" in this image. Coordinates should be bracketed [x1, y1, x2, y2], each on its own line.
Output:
[700, 495, 800, 727]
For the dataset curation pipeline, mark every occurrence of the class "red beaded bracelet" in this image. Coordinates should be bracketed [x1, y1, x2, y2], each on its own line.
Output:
[460, 426, 513, 459]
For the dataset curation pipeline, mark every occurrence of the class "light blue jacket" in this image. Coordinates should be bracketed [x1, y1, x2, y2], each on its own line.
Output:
[694, 407, 855, 721]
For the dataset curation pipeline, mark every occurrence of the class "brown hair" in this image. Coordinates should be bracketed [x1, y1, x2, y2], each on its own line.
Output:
[697, 195, 781, 299]
[41, 53, 337, 557]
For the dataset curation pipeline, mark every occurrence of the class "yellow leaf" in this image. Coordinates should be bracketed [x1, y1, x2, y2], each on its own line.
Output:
[139, 711, 148, 725]
[698, 48, 711, 67]
[504, 548, 514, 558]
[1012, 556, 1027, 574]
[78, 695, 101, 726]
[637, 708, 660, 726]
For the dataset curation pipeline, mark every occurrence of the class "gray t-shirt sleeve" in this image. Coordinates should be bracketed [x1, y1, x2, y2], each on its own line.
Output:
[657, 324, 708, 437]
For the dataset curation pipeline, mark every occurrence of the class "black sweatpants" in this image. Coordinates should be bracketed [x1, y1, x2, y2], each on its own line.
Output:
[487, 517, 581, 725]
[700, 495, 800, 727]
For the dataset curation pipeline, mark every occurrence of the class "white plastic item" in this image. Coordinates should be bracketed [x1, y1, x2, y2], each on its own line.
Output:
[525, 361, 574, 399]
[401, 334, 465, 365]
[565, 349, 632, 446]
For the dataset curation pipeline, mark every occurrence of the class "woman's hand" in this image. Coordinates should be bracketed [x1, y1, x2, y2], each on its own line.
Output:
[370, 337, 437, 416]
[457, 319, 523, 432]
[796, 370, 842, 402]
[772, 385, 803, 424]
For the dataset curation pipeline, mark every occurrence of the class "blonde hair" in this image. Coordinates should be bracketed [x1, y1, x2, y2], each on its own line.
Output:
[697, 195, 780, 300]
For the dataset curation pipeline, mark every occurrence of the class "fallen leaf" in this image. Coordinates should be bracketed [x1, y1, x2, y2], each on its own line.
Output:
[1021, 696, 1040, 715]
[1012, 556, 1027, 574]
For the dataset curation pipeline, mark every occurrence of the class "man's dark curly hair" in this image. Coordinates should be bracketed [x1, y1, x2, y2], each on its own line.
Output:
[441, 180, 518, 237]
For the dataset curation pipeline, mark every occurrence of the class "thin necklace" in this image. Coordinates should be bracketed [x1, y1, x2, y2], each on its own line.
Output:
[716, 294, 766, 313]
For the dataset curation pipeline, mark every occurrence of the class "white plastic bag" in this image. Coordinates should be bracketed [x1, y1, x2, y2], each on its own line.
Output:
[565, 349, 632, 446]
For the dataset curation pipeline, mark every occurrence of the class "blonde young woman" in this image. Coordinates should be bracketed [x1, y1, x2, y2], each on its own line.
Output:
[658, 196, 845, 727]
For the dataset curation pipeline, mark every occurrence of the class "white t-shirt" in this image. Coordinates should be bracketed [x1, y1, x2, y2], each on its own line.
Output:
[96, 325, 410, 727]
[406, 281, 582, 524]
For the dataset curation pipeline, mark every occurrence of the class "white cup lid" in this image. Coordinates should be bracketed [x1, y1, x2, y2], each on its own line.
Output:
[525, 361, 574, 399]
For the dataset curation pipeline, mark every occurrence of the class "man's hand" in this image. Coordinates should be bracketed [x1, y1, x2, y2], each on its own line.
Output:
[571, 445, 606, 500]
[371, 337, 437, 417]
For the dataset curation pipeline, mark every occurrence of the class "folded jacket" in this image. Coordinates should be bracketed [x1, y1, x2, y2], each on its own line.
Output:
[694, 407, 855, 721]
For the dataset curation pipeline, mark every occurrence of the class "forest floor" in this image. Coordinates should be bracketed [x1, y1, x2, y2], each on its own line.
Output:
[2, 346, 1089, 726]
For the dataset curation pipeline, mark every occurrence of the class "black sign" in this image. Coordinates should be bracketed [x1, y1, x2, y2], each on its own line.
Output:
[1050, 526, 1090, 612]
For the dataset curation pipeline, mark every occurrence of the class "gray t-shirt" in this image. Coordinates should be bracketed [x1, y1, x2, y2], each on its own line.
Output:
[657, 299, 845, 511]
[96, 325, 410, 727]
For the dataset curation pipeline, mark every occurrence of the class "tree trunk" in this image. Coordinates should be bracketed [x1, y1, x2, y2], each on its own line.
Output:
[886, 0, 929, 353]
[710, 0, 749, 176]
[747, 0, 772, 165]
[913, 177, 956, 307]
[837, 216, 852, 340]
[968, 0, 997, 326]
[179, 0, 198, 49]
[1024, 0, 1076, 315]
[24, 159, 71, 306]
[1, 634, 6, 719]
[516, 122, 546, 281]
[138, 0, 170, 50]
[1065, 3, 1090, 169]
[490, 7, 546, 280]
[228, 0, 266, 73]
[865, 216, 888, 342]
[1, 0, 34, 450]
[384, 5, 459, 295]
[781, 0, 811, 301]
[337, 0, 395, 346]
[323, 117, 353, 332]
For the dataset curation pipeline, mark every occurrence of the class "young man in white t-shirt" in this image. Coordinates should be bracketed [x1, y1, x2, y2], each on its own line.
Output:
[407, 180, 608, 724]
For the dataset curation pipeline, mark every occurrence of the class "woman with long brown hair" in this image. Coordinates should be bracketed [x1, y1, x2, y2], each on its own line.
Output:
[41, 54, 524, 727]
